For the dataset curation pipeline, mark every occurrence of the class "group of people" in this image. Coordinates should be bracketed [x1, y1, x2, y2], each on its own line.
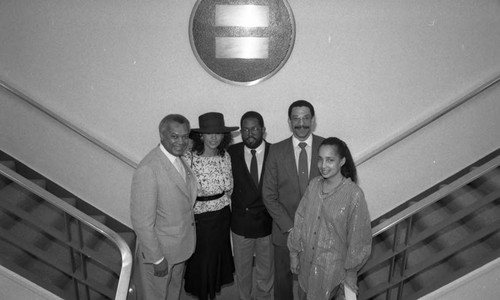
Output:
[130, 100, 373, 300]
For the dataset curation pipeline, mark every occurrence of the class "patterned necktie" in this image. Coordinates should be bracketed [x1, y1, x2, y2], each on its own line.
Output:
[298, 142, 308, 196]
[174, 157, 186, 181]
[250, 149, 259, 187]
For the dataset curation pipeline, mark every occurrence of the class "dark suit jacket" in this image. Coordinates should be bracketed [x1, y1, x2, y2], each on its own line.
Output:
[262, 135, 324, 246]
[228, 141, 272, 238]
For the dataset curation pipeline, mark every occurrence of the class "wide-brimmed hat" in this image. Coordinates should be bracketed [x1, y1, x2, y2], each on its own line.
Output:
[191, 112, 239, 133]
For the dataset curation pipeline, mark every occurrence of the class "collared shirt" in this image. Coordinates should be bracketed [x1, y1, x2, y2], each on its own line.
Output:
[244, 142, 266, 183]
[160, 143, 177, 165]
[292, 134, 313, 175]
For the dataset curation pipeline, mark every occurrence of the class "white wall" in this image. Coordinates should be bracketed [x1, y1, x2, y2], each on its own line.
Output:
[1, 0, 500, 226]
[0, 265, 63, 300]
[420, 258, 500, 300]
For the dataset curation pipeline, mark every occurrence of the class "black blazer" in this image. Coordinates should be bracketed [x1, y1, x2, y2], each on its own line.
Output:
[228, 141, 272, 238]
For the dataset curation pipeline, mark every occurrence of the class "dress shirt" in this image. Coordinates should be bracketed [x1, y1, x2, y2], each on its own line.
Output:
[244, 142, 266, 183]
[160, 144, 179, 166]
[292, 135, 313, 175]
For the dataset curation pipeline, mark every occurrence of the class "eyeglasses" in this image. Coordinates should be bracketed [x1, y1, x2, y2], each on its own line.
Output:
[290, 116, 312, 123]
[240, 127, 262, 134]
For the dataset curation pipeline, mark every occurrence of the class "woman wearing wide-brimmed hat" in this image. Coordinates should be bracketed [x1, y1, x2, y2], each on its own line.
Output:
[183, 112, 238, 300]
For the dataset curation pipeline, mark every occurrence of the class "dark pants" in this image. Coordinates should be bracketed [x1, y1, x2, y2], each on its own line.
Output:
[273, 244, 293, 300]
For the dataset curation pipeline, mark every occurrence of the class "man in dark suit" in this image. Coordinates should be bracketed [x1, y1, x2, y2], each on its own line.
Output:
[130, 114, 197, 300]
[262, 100, 324, 300]
[229, 111, 273, 300]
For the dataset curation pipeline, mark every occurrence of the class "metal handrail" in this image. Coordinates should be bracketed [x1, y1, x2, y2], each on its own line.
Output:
[0, 80, 138, 169]
[2, 71, 499, 297]
[0, 163, 133, 300]
[371, 153, 500, 237]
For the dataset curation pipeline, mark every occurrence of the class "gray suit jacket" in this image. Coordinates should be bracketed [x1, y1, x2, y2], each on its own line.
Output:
[130, 146, 197, 265]
[262, 135, 324, 246]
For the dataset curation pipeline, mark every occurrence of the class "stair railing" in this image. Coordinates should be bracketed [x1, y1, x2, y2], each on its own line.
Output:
[2, 70, 500, 299]
[0, 163, 133, 300]
[359, 153, 500, 299]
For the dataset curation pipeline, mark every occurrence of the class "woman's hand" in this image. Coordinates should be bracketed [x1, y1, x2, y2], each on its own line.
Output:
[153, 259, 169, 277]
[290, 255, 300, 274]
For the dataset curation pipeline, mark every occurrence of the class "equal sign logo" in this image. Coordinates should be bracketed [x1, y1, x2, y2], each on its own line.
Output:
[189, 0, 295, 86]
[214, 5, 269, 59]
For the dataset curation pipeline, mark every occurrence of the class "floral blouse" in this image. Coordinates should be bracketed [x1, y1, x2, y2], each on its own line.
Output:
[288, 177, 372, 300]
[184, 151, 233, 214]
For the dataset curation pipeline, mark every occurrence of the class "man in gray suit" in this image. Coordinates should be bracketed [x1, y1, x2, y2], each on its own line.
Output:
[262, 100, 324, 300]
[130, 114, 197, 300]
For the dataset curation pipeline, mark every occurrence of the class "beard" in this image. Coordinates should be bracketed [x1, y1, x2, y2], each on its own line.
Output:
[243, 137, 263, 149]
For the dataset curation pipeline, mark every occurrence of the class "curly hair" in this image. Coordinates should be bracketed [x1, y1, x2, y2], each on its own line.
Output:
[190, 132, 233, 157]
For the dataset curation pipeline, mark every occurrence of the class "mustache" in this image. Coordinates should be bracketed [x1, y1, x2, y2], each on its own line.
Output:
[294, 125, 310, 130]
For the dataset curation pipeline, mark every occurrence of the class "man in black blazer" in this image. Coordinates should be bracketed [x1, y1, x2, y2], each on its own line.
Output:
[229, 111, 273, 300]
[262, 100, 324, 300]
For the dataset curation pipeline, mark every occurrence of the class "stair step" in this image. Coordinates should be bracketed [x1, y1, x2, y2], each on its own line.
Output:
[412, 201, 452, 231]
[28, 257, 73, 290]
[91, 231, 135, 271]
[445, 186, 500, 247]
[28, 197, 77, 231]
[0, 236, 32, 267]
[358, 258, 391, 296]
[65, 281, 111, 300]
[404, 255, 457, 299]
[0, 242, 73, 299]
[447, 239, 495, 268]
[0, 160, 16, 189]
[0, 180, 47, 212]
[61, 258, 117, 300]
[69, 215, 107, 248]
[0, 160, 16, 169]
[469, 167, 500, 194]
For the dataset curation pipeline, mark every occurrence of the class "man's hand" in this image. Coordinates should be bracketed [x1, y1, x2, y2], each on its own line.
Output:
[153, 259, 169, 277]
[290, 255, 300, 275]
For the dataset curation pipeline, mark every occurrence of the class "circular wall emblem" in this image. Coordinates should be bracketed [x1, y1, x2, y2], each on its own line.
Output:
[189, 0, 296, 86]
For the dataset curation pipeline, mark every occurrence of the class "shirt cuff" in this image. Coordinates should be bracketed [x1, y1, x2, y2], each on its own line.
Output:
[154, 257, 164, 265]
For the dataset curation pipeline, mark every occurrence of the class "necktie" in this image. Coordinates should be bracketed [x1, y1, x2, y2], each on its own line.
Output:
[298, 142, 308, 196]
[250, 149, 259, 187]
[174, 157, 186, 181]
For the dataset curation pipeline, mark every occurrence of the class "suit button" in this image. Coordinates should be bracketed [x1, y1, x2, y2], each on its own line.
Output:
[191, 222, 195, 226]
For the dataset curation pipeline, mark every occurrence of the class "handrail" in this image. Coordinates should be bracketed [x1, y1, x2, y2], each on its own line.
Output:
[356, 72, 500, 166]
[371, 153, 500, 237]
[0, 163, 133, 300]
[0, 80, 138, 169]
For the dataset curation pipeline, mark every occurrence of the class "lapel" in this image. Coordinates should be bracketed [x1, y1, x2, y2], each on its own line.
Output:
[283, 137, 299, 183]
[181, 158, 198, 206]
[156, 148, 191, 199]
[260, 141, 271, 189]
[234, 143, 259, 191]
[310, 135, 322, 179]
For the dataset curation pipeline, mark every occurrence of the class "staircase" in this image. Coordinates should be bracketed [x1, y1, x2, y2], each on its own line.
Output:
[358, 149, 500, 299]
[0, 150, 136, 300]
